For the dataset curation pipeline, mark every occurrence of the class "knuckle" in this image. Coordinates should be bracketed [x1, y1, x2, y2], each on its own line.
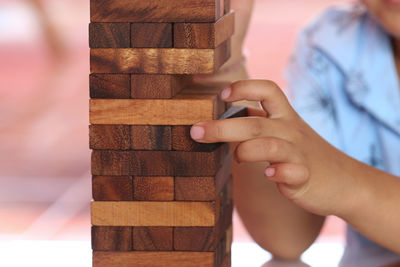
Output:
[264, 138, 279, 155]
[248, 118, 264, 137]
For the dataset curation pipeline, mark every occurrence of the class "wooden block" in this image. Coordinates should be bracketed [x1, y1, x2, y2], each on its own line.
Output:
[133, 177, 174, 201]
[92, 226, 132, 251]
[172, 106, 247, 151]
[89, 125, 131, 150]
[91, 145, 226, 176]
[174, 12, 234, 48]
[92, 176, 133, 201]
[93, 252, 215, 267]
[91, 201, 216, 226]
[89, 23, 130, 48]
[175, 155, 231, 201]
[173, 204, 233, 251]
[225, 225, 232, 254]
[133, 227, 173, 251]
[89, 87, 225, 125]
[131, 126, 171, 150]
[220, 252, 231, 267]
[90, 41, 230, 74]
[131, 23, 172, 48]
[175, 177, 215, 201]
[90, 74, 130, 99]
[90, 0, 222, 23]
[172, 126, 221, 152]
[131, 74, 190, 99]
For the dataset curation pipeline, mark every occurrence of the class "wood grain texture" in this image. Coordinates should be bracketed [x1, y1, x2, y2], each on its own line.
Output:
[173, 204, 233, 251]
[133, 177, 174, 201]
[174, 12, 234, 48]
[131, 23, 172, 48]
[131, 74, 190, 99]
[89, 125, 131, 150]
[133, 227, 173, 251]
[92, 176, 133, 201]
[91, 201, 216, 226]
[89, 23, 130, 48]
[90, 0, 221, 23]
[89, 88, 225, 125]
[91, 144, 227, 176]
[131, 126, 171, 150]
[93, 251, 215, 267]
[90, 74, 130, 99]
[90, 41, 230, 74]
[92, 226, 132, 251]
[174, 155, 231, 201]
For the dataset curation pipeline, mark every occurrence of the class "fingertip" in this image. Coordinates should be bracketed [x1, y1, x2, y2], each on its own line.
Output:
[220, 86, 231, 100]
[264, 167, 275, 177]
[190, 125, 205, 140]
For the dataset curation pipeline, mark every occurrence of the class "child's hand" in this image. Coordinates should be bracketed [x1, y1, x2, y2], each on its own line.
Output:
[191, 80, 359, 217]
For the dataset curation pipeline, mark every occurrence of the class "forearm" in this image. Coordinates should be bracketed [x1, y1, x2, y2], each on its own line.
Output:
[339, 156, 400, 253]
[233, 160, 325, 260]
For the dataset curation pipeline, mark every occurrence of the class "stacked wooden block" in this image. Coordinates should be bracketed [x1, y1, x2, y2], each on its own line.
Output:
[89, 0, 240, 266]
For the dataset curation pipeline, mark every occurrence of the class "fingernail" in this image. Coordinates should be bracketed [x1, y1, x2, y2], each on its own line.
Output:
[190, 126, 205, 140]
[265, 168, 275, 177]
[220, 87, 231, 100]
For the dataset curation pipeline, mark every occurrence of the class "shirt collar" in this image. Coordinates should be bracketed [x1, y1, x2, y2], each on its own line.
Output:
[310, 6, 400, 134]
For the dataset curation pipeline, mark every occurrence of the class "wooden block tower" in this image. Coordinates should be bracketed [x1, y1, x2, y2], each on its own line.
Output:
[89, 0, 242, 266]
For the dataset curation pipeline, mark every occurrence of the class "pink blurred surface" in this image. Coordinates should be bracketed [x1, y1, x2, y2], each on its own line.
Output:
[0, 0, 346, 247]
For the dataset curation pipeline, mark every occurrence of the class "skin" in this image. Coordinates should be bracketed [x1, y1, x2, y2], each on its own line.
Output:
[191, 0, 400, 260]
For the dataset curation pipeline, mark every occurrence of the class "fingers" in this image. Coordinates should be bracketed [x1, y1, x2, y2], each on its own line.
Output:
[191, 117, 286, 143]
[264, 163, 309, 186]
[234, 137, 302, 164]
[221, 80, 293, 118]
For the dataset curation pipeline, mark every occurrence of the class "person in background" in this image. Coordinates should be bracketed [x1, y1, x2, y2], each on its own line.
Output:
[192, 0, 400, 266]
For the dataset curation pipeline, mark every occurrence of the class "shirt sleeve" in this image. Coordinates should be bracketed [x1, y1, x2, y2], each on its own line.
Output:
[285, 30, 344, 150]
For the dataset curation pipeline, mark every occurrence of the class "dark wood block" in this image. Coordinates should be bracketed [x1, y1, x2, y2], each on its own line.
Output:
[91, 144, 227, 176]
[173, 204, 233, 251]
[175, 154, 231, 201]
[93, 251, 215, 267]
[90, 0, 222, 23]
[92, 176, 133, 201]
[174, 12, 234, 48]
[90, 74, 131, 99]
[92, 226, 132, 251]
[89, 125, 131, 150]
[131, 74, 190, 99]
[89, 23, 130, 48]
[131, 23, 172, 48]
[131, 126, 171, 150]
[172, 126, 221, 152]
[133, 177, 174, 201]
[90, 41, 230, 74]
[133, 227, 173, 251]
[175, 177, 215, 201]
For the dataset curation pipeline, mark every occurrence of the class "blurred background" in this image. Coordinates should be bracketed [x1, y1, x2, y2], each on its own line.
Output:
[0, 0, 349, 266]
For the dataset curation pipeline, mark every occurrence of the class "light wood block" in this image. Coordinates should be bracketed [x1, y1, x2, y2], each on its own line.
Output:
[174, 11, 234, 48]
[93, 251, 215, 267]
[90, 41, 230, 74]
[90, 0, 224, 23]
[91, 201, 216, 226]
[89, 87, 226, 125]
